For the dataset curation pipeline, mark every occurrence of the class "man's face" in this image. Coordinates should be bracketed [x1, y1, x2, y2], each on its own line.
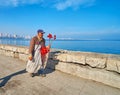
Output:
[38, 32, 43, 38]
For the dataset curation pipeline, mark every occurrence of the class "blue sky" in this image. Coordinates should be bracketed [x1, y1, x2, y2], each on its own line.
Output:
[0, 0, 120, 40]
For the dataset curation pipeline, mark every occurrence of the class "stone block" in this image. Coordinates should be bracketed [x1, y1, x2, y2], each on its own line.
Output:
[0, 45, 5, 49]
[14, 52, 19, 58]
[12, 47, 18, 52]
[86, 57, 106, 68]
[56, 53, 86, 65]
[106, 55, 120, 73]
[0, 49, 5, 55]
[4, 45, 14, 51]
[55, 62, 120, 89]
[67, 54, 86, 65]
[17, 47, 29, 54]
[56, 54, 67, 62]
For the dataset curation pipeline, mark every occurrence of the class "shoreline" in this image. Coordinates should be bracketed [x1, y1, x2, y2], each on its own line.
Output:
[0, 43, 120, 55]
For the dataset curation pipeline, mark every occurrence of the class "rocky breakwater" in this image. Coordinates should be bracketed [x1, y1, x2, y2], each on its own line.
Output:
[0, 44, 120, 89]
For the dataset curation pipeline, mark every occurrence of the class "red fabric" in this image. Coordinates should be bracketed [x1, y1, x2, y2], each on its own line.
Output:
[47, 33, 53, 39]
[40, 46, 49, 55]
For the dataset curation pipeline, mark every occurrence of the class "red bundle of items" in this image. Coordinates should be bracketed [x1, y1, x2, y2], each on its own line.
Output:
[40, 46, 49, 55]
[40, 33, 56, 55]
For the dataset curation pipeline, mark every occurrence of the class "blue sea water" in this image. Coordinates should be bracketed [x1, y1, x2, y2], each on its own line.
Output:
[0, 38, 120, 54]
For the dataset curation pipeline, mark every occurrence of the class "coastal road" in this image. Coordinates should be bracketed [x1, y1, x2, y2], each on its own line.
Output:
[0, 55, 120, 95]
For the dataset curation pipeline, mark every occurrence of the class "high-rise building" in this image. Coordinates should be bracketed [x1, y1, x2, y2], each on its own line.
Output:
[13, 34, 18, 38]
[0, 33, 3, 37]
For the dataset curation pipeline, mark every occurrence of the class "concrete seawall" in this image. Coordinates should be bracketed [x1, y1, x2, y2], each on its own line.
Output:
[0, 44, 120, 89]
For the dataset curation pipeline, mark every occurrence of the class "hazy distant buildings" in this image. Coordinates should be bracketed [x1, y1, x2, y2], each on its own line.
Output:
[0, 33, 31, 39]
[24, 35, 31, 39]
[13, 34, 18, 38]
[0, 33, 3, 37]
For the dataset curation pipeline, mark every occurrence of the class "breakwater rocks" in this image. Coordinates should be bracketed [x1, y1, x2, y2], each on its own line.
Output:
[0, 44, 120, 89]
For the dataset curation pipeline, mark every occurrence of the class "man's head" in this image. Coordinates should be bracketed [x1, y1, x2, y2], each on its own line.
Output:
[37, 29, 45, 38]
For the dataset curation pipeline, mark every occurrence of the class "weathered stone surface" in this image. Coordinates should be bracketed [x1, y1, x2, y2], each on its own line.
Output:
[19, 53, 28, 61]
[12, 47, 18, 52]
[56, 62, 90, 79]
[0, 45, 18, 52]
[88, 69, 120, 89]
[0, 49, 5, 55]
[4, 45, 14, 51]
[0, 45, 5, 49]
[56, 53, 86, 65]
[56, 62, 68, 73]
[56, 54, 67, 62]
[106, 55, 120, 73]
[0, 44, 4, 49]
[56, 62, 120, 89]
[86, 57, 107, 68]
[67, 54, 86, 64]
[14, 52, 19, 58]
[5, 51, 14, 57]
[17, 47, 29, 54]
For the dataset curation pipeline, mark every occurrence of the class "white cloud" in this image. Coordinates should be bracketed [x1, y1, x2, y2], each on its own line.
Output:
[54, 0, 95, 10]
[0, 0, 41, 7]
[0, 0, 95, 10]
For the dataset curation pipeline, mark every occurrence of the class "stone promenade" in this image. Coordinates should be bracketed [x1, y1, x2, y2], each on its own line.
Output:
[0, 55, 120, 95]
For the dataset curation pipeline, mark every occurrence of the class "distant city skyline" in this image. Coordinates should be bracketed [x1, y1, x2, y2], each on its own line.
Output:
[1, 32, 120, 41]
[0, 0, 120, 40]
[0, 32, 31, 39]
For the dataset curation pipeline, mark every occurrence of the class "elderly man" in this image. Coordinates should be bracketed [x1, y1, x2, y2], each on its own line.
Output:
[26, 29, 50, 77]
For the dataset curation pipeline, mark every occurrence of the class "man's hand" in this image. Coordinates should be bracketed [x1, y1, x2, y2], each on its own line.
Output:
[29, 54, 33, 61]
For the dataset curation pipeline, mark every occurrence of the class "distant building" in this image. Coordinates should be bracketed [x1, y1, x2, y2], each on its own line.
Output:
[0, 33, 31, 39]
[0, 33, 3, 37]
[13, 34, 18, 38]
[24, 35, 31, 39]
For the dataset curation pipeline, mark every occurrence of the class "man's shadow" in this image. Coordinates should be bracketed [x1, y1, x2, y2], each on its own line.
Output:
[38, 59, 59, 75]
[38, 50, 60, 75]
[0, 50, 60, 87]
[0, 69, 26, 87]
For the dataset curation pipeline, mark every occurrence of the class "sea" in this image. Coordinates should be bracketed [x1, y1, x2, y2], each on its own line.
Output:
[0, 38, 120, 55]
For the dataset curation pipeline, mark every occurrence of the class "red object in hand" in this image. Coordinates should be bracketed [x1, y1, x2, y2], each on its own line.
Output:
[47, 33, 53, 39]
[40, 46, 49, 55]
